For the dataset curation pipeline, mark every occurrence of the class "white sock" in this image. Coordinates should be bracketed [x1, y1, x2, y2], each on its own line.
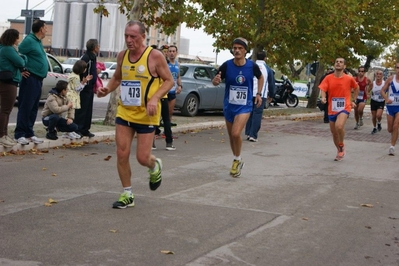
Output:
[234, 156, 241, 161]
[151, 161, 159, 172]
[123, 187, 132, 196]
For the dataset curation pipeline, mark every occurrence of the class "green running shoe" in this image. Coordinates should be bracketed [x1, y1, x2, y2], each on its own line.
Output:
[230, 159, 244, 177]
[112, 192, 135, 209]
[149, 158, 162, 191]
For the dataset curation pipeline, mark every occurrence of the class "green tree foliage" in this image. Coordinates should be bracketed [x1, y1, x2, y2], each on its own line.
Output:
[96, 0, 399, 110]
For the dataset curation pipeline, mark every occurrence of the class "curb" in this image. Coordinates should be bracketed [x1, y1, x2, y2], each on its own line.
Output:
[0, 121, 227, 153]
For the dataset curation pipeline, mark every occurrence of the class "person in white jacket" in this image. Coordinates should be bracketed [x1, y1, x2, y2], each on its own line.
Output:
[245, 50, 269, 142]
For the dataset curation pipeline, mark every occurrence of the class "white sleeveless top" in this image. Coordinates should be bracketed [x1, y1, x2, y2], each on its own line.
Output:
[371, 80, 385, 102]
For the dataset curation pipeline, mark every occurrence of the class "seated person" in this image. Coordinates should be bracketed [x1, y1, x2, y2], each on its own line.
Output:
[41, 80, 79, 140]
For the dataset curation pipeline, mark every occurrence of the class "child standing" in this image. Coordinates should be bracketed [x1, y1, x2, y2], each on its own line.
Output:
[94, 62, 106, 93]
[67, 60, 92, 111]
[42, 80, 79, 140]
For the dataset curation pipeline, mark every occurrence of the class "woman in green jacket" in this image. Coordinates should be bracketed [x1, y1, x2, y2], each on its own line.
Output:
[0, 29, 27, 148]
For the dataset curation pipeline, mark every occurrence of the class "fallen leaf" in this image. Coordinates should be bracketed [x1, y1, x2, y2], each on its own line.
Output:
[388, 217, 399, 220]
[109, 229, 117, 233]
[42, 167, 47, 171]
[161, 250, 174, 255]
[360, 204, 374, 208]
[52, 173, 57, 177]
[385, 244, 391, 246]
[48, 198, 58, 204]
[104, 155, 112, 161]
[365, 226, 372, 229]
[44, 202, 52, 207]
[302, 217, 309, 221]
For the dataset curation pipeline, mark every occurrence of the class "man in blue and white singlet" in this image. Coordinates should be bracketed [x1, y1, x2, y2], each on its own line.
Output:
[212, 37, 264, 177]
[167, 45, 182, 125]
[381, 61, 399, 156]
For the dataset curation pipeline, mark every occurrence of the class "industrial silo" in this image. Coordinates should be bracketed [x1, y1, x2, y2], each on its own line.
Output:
[114, 11, 128, 55]
[99, 3, 119, 58]
[66, 1, 87, 57]
[83, 1, 100, 42]
[52, 0, 70, 56]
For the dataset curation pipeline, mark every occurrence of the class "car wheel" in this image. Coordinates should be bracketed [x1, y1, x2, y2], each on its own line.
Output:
[181, 93, 199, 117]
[102, 73, 108, 79]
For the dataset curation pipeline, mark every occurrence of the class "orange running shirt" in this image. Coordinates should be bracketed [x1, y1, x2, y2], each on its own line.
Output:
[319, 74, 358, 115]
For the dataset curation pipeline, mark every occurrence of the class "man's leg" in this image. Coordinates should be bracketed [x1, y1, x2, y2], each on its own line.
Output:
[161, 98, 173, 147]
[358, 102, 366, 126]
[390, 113, 399, 147]
[15, 77, 37, 139]
[115, 124, 135, 188]
[249, 98, 265, 140]
[226, 113, 250, 177]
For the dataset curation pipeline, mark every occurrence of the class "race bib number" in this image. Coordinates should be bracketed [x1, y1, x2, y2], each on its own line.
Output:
[229, 86, 247, 105]
[332, 97, 345, 112]
[120, 80, 141, 106]
[388, 93, 399, 106]
[372, 91, 383, 101]
[357, 91, 364, 99]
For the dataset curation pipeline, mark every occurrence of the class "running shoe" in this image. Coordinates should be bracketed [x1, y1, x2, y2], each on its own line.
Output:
[389, 146, 395, 156]
[16, 137, 29, 145]
[166, 143, 176, 151]
[149, 158, 162, 190]
[112, 192, 135, 209]
[230, 159, 244, 177]
[29, 136, 44, 144]
[359, 118, 364, 126]
[334, 145, 345, 161]
[377, 123, 382, 131]
[248, 137, 258, 142]
[354, 123, 360, 130]
[62, 132, 79, 139]
[371, 128, 377, 134]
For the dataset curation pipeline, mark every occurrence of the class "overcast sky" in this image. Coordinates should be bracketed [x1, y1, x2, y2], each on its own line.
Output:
[0, 0, 232, 64]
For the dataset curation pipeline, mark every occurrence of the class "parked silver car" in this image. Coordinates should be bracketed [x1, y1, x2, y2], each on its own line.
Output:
[175, 63, 224, 116]
[17, 54, 69, 101]
[100, 62, 117, 79]
[61, 57, 80, 73]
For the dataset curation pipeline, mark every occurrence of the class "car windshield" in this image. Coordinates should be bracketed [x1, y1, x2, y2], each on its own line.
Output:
[64, 58, 78, 64]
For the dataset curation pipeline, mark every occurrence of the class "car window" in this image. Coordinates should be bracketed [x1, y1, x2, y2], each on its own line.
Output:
[194, 67, 211, 81]
[105, 62, 113, 68]
[110, 64, 116, 70]
[208, 68, 218, 78]
[180, 66, 189, 77]
[48, 56, 62, 74]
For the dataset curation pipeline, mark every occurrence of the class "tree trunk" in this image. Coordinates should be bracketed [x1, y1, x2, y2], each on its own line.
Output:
[102, 0, 144, 125]
[306, 62, 325, 108]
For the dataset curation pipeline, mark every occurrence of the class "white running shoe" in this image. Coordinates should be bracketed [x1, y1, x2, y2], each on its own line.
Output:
[62, 132, 79, 139]
[16, 137, 29, 145]
[29, 136, 44, 144]
[70, 132, 82, 139]
[389, 146, 395, 156]
[248, 137, 258, 142]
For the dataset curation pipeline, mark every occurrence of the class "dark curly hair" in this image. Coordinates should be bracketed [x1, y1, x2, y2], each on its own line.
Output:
[0, 29, 20, 46]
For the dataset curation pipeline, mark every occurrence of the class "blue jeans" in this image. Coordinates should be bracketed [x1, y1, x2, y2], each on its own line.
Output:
[245, 97, 266, 139]
[14, 75, 43, 139]
[42, 114, 78, 133]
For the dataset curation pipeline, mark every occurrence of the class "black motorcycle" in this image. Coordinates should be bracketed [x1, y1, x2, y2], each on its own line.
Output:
[268, 75, 299, 108]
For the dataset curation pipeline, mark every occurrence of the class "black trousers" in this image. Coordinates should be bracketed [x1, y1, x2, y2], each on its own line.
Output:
[160, 98, 173, 144]
[75, 86, 94, 134]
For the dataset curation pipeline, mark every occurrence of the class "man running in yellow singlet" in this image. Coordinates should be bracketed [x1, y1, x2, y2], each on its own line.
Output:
[97, 20, 174, 209]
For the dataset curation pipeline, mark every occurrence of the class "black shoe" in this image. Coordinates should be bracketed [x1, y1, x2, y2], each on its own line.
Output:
[377, 123, 382, 131]
[371, 128, 377, 134]
[171, 122, 177, 127]
[81, 131, 95, 138]
[46, 132, 58, 140]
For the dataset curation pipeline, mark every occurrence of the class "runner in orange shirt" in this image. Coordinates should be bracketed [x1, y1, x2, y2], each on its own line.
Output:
[319, 58, 359, 161]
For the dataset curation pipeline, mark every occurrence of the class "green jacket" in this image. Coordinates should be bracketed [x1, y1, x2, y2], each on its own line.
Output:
[0, 44, 27, 83]
[18, 33, 48, 79]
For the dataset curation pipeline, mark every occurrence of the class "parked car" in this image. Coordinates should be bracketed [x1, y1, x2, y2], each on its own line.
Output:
[100, 62, 117, 79]
[17, 53, 69, 101]
[175, 63, 224, 116]
[61, 57, 80, 73]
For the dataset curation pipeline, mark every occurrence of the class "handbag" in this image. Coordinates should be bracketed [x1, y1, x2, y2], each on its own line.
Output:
[0, 70, 13, 82]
